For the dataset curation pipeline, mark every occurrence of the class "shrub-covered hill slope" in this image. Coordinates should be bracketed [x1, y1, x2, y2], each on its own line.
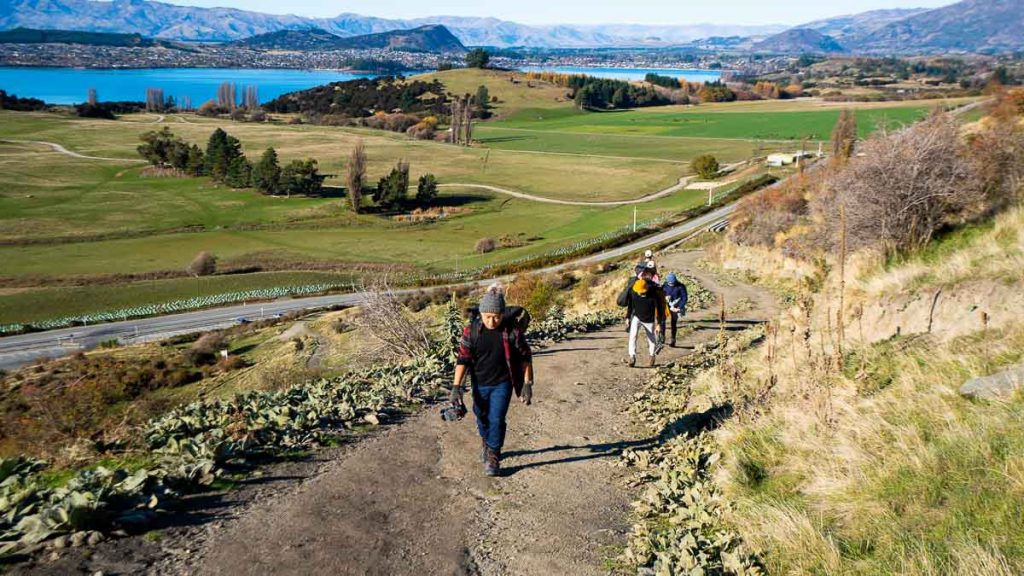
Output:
[671, 90, 1024, 574]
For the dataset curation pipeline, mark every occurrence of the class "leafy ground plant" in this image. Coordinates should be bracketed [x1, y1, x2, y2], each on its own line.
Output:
[621, 327, 766, 575]
[0, 303, 621, 557]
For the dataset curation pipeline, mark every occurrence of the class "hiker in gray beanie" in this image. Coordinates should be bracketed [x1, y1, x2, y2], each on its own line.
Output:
[479, 286, 506, 314]
[451, 283, 534, 477]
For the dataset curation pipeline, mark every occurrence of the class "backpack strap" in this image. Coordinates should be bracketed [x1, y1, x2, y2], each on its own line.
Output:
[468, 314, 483, 352]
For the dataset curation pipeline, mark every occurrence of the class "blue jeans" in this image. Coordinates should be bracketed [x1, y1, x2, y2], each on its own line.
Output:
[472, 381, 512, 452]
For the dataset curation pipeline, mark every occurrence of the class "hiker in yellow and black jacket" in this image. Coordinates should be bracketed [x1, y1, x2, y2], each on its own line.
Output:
[622, 277, 668, 368]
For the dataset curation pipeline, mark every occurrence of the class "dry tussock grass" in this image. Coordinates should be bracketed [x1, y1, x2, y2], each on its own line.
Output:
[859, 206, 1024, 298]
[708, 310, 1024, 574]
[701, 200, 1024, 572]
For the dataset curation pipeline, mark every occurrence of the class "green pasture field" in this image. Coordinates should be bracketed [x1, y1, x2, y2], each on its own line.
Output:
[0, 141, 347, 242]
[1, 183, 711, 277]
[471, 127, 794, 162]
[0, 68, 970, 324]
[490, 100, 968, 141]
[413, 68, 573, 117]
[0, 183, 716, 323]
[0, 111, 684, 212]
[0, 271, 358, 325]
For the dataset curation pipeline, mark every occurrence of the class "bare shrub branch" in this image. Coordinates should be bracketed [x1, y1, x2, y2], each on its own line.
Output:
[730, 172, 813, 248]
[475, 237, 496, 253]
[353, 275, 433, 360]
[813, 112, 984, 254]
[968, 116, 1024, 210]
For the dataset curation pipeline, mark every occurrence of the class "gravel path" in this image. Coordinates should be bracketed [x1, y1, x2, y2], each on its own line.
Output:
[11, 250, 775, 576]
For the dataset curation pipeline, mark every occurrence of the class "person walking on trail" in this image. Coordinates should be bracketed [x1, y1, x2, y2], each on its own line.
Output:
[624, 278, 667, 368]
[619, 260, 661, 330]
[642, 259, 660, 284]
[637, 249, 654, 267]
[662, 273, 688, 347]
[450, 285, 534, 477]
[637, 250, 659, 281]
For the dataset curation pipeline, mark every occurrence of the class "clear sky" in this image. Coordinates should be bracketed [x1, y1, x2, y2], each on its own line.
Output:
[163, 0, 956, 26]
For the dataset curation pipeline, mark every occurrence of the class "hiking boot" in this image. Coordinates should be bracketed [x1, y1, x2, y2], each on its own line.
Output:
[484, 448, 500, 477]
[649, 355, 656, 368]
[628, 355, 636, 367]
[669, 339, 676, 348]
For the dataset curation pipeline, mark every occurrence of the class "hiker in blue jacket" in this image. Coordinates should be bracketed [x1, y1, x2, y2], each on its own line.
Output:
[661, 273, 688, 347]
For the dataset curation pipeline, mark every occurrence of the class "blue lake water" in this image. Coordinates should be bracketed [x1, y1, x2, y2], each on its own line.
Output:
[521, 66, 721, 83]
[0, 65, 723, 106]
[0, 67, 384, 105]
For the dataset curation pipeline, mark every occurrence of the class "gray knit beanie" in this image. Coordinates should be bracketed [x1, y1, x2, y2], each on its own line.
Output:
[479, 284, 506, 314]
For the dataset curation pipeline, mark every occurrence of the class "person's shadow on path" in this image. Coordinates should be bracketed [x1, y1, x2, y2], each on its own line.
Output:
[499, 403, 733, 476]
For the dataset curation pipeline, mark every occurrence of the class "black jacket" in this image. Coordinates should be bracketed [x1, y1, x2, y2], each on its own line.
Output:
[626, 280, 667, 324]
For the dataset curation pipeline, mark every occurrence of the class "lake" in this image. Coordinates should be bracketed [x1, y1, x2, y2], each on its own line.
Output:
[0, 65, 723, 106]
[0, 67, 386, 105]
[520, 66, 721, 83]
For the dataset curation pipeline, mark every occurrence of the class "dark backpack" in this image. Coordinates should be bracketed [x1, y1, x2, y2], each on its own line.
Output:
[465, 305, 531, 349]
[616, 283, 631, 308]
[617, 275, 639, 308]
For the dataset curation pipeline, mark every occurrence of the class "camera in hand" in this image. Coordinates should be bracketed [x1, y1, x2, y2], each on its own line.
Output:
[440, 403, 467, 421]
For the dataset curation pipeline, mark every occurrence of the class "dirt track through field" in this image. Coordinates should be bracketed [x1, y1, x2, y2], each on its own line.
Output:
[14, 250, 774, 576]
[0, 139, 143, 162]
[439, 161, 743, 207]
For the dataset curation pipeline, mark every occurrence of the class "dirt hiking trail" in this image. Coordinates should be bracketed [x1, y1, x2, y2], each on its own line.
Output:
[15, 250, 774, 576]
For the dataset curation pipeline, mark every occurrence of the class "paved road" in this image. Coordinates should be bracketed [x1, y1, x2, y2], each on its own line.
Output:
[0, 202, 735, 370]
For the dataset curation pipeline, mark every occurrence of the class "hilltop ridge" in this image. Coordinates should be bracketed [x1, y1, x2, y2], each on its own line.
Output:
[231, 24, 466, 53]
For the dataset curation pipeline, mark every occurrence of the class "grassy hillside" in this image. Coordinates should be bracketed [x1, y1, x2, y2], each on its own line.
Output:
[490, 100, 964, 140]
[639, 97, 1024, 573]
[411, 68, 573, 118]
[699, 207, 1024, 574]
[0, 78, 969, 325]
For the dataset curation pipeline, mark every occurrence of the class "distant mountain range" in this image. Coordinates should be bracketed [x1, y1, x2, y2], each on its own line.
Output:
[0, 0, 1020, 53]
[846, 0, 1022, 54]
[792, 0, 1023, 54]
[0, 0, 785, 47]
[0, 26, 169, 47]
[752, 29, 846, 54]
[800, 8, 931, 44]
[232, 25, 466, 53]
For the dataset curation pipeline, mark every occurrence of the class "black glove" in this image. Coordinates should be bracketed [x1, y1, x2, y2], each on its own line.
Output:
[521, 382, 533, 406]
[450, 385, 465, 408]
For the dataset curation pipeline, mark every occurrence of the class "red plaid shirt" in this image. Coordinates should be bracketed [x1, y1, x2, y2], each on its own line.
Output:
[457, 321, 532, 395]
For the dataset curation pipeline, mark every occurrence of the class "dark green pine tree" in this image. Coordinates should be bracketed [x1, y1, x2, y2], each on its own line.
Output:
[416, 174, 438, 204]
[186, 144, 206, 176]
[225, 155, 252, 188]
[252, 147, 282, 194]
[611, 86, 631, 109]
[280, 159, 325, 197]
[205, 128, 229, 180]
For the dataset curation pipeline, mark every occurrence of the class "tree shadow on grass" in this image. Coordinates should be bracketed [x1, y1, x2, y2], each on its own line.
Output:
[431, 194, 492, 208]
[477, 135, 532, 144]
